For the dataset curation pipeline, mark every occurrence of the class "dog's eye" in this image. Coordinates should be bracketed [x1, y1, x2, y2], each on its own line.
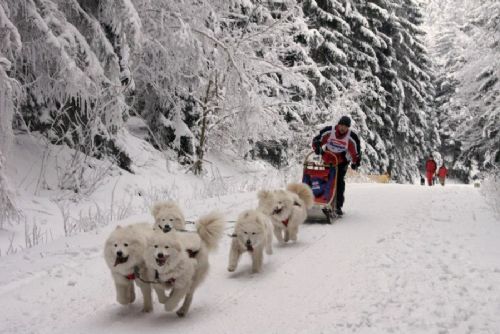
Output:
[162, 218, 166, 222]
[164, 246, 169, 249]
[124, 243, 128, 247]
[252, 232, 256, 235]
[114, 244, 117, 247]
[169, 218, 174, 222]
[154, 245, 158, 248]
[243, 231, 248, 234]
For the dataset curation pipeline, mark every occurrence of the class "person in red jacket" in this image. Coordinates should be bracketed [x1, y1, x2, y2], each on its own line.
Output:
[425, 155, 437, 186]
[312, 116, 361, 216]
[438, 163, 448, 186]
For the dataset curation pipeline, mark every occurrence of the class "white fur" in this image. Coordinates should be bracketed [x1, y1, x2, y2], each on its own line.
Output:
[145, 233, 196, 315]
[103, 223, 154, 312]
[258, 183, 313, 244]
[228, 209, 273, 274]
[151, 201, 186, 232]
[148, 206, 225, 316]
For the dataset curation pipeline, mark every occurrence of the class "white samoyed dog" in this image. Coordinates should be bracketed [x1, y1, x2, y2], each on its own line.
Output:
[103, 223, 155, 312]
[228, 209, 273, 274]
[145, 211, 225, 317]
[258, 183, 314, 244]
[151, 201, 186, 233]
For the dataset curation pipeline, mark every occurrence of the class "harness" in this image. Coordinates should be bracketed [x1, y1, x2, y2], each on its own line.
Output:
[155, 270, 176, 285]
[187, 249, 199, 258]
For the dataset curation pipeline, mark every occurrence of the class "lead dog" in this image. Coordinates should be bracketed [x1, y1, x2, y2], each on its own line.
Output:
[258, 183, 314, 244]
[145, 211, 225, 317]
[228, 209, 273, 273]
[104, 223, 154, 312]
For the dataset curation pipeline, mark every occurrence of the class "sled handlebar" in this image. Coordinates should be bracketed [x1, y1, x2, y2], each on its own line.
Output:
[303, 150, 339, 168]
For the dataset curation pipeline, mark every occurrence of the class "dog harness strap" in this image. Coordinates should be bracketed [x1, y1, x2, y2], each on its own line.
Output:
[187, 249, 199, 258]
[293, 201, 301, 207]
[125, 273, 135, 280]
[155, 270, 159, 280]
[282, 218, 289, 226]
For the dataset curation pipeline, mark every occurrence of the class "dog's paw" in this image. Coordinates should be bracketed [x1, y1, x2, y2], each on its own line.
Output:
[164, 301, 178, 312]
[142, 305, 153, 313]
[176, 310, 186, 318]
[117, 296, 132, 305]
[227, 265, 236, 272]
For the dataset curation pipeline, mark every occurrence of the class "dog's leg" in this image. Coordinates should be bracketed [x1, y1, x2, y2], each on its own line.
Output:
[284, 228, 290, 243]
[164, 285, 189, 312]
[273, 225, 284, 244]
[115, 282, 132, 305]
[228, 239, 241, 272]
[289, 225, 299, 242]
[176, 289, 194, 317]
[153, 285, 168, 304]
[127, 282, 136, 303]
[252, 248, 263, 273]
[137, 281, 153, 312]
[265, 232, 273, 255]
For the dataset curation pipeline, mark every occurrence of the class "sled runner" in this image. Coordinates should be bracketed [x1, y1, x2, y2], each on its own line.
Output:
[302, 151, 339, 224]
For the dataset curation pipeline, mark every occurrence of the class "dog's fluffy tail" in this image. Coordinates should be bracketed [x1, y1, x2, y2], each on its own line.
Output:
[196, 211, 225, 251]
[287, 183, 314, 209]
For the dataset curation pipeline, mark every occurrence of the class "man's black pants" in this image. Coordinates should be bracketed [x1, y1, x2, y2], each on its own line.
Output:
[335, 163, 349, 210]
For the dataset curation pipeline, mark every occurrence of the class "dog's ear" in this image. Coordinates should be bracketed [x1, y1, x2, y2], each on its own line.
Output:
[257, 190, 272, 201]
[150, 202, 163, 218]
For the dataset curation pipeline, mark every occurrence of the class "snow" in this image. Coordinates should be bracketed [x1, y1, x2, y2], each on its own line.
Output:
[1, 181, 499, 333]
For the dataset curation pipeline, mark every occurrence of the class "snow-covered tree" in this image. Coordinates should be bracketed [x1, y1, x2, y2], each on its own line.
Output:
[0, 1, 22, 222]
[424, 0, 500, 181]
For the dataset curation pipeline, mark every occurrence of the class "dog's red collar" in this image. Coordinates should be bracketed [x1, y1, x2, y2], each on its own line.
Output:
[125, 273, 135, 280]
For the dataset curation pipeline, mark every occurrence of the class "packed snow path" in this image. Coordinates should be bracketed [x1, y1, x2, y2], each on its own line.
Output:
[1, 184, 499, 333]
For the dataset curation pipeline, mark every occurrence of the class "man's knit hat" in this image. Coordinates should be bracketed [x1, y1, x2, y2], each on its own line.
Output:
[338, 116, 351, 127]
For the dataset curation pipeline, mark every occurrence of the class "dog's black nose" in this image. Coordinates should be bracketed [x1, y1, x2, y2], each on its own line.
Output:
[162, 225, 171, 233]
[158, 253, 164, 258]
[246, 240, 251, 245]
[117, 251, 123, 257]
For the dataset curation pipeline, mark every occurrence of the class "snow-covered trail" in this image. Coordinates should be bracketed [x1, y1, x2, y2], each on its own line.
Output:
[1, 184, 499, 333]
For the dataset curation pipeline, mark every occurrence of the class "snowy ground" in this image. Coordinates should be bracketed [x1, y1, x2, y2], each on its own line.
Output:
[1, 182, 499, 334]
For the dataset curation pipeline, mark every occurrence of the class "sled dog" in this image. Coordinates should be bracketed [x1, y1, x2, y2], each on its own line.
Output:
[258, 183, 314, 243]
[228, 209, 273, 273]
[151, 201, 187, 233]
[146, 211, 225, 317]
[104, 223, 154, 312]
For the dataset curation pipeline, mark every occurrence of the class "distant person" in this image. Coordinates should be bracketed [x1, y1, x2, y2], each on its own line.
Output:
[438, 163, 448, 186]
[311, 116, 361, 216]
[425, 155, 437, 186]
[420, 175, 425, 186]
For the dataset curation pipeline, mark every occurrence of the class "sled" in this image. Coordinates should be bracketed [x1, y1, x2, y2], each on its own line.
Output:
[302, 151, 339, 224]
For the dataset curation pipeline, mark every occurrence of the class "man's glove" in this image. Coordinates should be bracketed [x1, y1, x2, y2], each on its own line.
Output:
[314, 145, 323, 155]
[351, 162, 359, 170]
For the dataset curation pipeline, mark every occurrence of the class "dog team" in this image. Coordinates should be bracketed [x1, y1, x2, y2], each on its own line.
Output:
[104, 183, 314, 317]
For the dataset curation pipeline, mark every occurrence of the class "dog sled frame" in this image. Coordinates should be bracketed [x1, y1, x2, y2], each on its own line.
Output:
[302, 151, 339, 224]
